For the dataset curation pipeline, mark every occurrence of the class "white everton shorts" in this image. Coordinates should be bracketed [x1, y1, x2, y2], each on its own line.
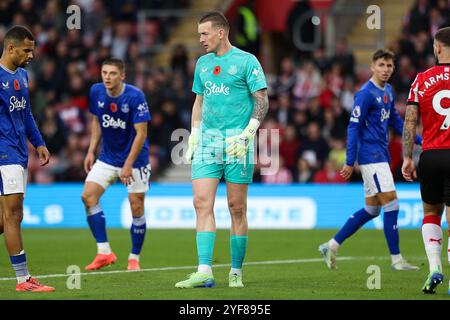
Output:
[86, 160, 151, 193]
[360, 162, 395, 197]
[0, 164, 27, 195]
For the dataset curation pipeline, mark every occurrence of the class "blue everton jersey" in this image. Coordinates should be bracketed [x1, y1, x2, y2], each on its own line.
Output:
[0, 65, 45, 168]
[89, 83, 150, 168]
[346, 80, 404, 166]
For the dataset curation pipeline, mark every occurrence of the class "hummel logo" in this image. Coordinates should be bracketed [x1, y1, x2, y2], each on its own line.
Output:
[98, 101, 104, 108]
[429, 237, 442, 244]
[137, 103, 147, 112]
[252, 68, 261, 76]
[2, 82, 9, 89]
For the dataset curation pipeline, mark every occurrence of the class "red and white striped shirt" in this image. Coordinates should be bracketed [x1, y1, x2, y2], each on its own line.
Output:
[407, 64, 450, 150]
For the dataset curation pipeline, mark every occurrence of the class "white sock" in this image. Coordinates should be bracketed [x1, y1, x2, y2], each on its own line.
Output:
[198, 264, 212, 275]
[97, 242, 112, 255]
[328, 238, 340, 251]
[448, 232, 450, 264]
[391, 253, 403, 265]
[422, 222, 443, 272]
[17, 275, 30, 284]
[229, 268, 242, 276]
[128, 253, 140, 262]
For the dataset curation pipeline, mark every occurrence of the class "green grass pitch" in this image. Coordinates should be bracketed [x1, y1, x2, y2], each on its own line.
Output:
[0, 228, 448, 300]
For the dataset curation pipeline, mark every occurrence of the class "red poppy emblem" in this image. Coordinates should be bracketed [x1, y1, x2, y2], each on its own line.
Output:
[110, 102, 117, 112]
[14, 79, 20, 90]
[213, 66, 221, 75]
[383, 94, 388, 104]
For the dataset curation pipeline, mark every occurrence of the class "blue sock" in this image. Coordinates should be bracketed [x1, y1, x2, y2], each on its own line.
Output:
[87, 205, 108, 243]
[131, 216, 146, 255]
[197, 232, 216, 266]
[10, 251, 29, 282]
[383, 200, 400, 255]
[334, 208, 375, 244]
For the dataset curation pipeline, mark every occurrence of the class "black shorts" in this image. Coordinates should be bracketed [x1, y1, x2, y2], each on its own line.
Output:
[418, 149, 450, 206]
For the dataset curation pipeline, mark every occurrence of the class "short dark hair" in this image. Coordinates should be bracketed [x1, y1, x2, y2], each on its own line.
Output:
[435, 27, 450, 46]
[372, 49, 395, 62]
[102, 58, 125, 73]
[199, 11, 229, 32]
[4, 25, 34, 45]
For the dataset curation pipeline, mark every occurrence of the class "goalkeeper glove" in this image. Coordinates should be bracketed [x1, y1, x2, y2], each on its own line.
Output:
[225, 118, 260, 158]
[185, 127, 200, 164]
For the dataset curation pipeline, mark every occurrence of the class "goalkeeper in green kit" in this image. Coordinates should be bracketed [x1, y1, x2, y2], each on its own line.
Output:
[175, 11, 268, 288]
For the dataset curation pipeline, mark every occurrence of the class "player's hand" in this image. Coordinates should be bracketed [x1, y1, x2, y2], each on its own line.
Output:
[185, 128, 199, 164]
[340, 164, 354, 180]
[120, 163, 134, 186]
[84, 152, 95, 173]
[37, 146, 50, 167]
[225, 134, 251, 158]
[401, 157, 417, 182]
[225, 120, 259, 158]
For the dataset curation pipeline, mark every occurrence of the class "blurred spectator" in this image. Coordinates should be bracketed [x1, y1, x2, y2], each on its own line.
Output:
[38, 107, 68, 156]
[279, 125, 300, 172]
[429, 8, 445, 37]
[111, 22, 131, 60]
[292, 60, 322, 100]
[297, 122, 329, 170]
[262, 158, 293, 184]
[391, 55, 417, 96]
[437, 0, 450, 26]
[306, 97, 324, 127]
[406, 0, 430, 35]
[170, 43, 189, 75]
[312, 48, 329, 74]
[275, 93, 293, 126]
[330, 39, 355, 79]
[292, 158, 314, 183]
[56, 96, 87, 134]
[340, 77, 354, 113]
[313, 159, 347, 183]
[272, 57, 296, 97]
[328, 139, 346, 169]
[324, 62, 344, 97]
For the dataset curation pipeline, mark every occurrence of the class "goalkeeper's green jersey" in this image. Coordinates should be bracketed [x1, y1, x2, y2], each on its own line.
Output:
[192, 46, 267, 136]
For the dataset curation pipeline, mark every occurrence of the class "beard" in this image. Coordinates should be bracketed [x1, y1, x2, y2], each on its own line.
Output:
[16, 58, 30, 68]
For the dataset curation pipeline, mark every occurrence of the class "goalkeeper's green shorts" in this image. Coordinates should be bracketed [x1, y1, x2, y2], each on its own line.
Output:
[191, 134, 254, 184]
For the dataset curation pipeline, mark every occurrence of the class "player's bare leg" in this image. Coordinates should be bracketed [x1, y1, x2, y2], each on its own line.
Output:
[82, 182, 116, 270]
[226, 182, 248, 287]
[193, 178, 219, 232]
[1, 194, 24, 256]
[127, 192, 146, 270]
[0, 202, 4, 235]
[175, 178, 219, 288]
[421, 202, 444, 293]
[1, 194, 54, 292]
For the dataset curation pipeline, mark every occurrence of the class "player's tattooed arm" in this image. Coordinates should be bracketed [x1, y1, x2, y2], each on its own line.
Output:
[251, 89, 269, 123]
[402, 103, 419, 158]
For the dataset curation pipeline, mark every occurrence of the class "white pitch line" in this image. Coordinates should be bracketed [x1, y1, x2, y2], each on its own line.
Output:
[0, 256, 392, 281]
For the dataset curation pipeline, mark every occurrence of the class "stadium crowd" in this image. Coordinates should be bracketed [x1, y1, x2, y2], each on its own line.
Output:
[0, 0, 447, 184]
